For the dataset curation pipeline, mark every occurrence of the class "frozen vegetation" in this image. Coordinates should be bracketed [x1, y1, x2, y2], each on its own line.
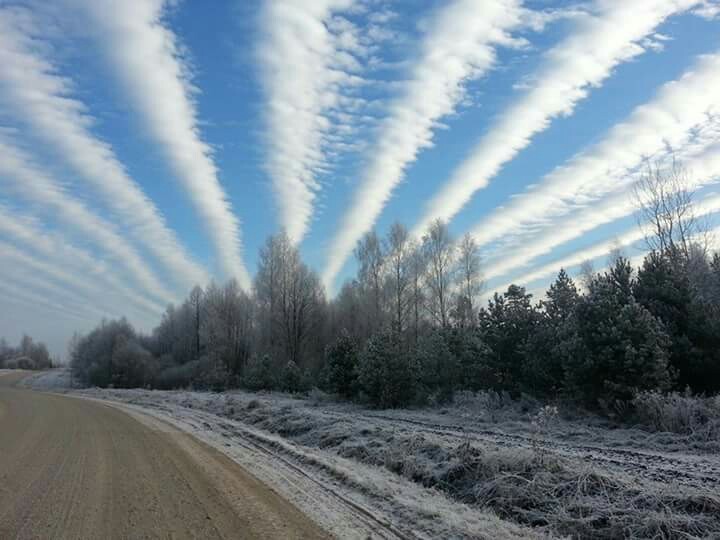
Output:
[17, 166, 720, 538]
[25, 369, 720, 539]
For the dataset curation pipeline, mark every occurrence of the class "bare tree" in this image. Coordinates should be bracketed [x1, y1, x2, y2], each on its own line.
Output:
[205, 279, 254, 374]
[579, 259, 595, 291]
[254, 234, 282, 352]
[634, 160, 709, 260]
[454, 232, 483, 327]
[606, 240, 626, 269]
[188, 285, 203, 359]
[422, 219, 456, 328]
[255, 232, 325, 366]
[331, 279, 362, 339]
[383, 222, 412, 335]
[408, 243, 427, 346]
[355, 230, 385, 335]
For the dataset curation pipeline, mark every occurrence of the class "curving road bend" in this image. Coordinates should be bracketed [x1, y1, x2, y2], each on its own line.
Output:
[0, 372, 329, 539]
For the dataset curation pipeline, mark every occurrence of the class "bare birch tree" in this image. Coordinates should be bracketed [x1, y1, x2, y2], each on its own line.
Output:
[422, 219, 455, 328]
[454, 232, 483, 327]
[634, 160, 709, 260]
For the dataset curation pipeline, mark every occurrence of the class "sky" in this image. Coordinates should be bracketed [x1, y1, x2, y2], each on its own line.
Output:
[1, 0, 720, 358]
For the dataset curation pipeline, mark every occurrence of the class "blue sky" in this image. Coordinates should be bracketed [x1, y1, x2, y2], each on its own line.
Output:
[1, 0, 720, 356]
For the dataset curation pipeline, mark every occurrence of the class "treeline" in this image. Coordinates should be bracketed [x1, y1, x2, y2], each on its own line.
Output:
[0, 335, 52, 370]
[70, 219, 720, 412]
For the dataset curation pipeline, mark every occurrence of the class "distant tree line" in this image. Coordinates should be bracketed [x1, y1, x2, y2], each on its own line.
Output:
[70, 165, 720, 412]
[0, 334, 52, 370]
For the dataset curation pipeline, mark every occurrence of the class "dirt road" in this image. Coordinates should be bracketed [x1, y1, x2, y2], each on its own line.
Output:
[0, 372, 329, 539]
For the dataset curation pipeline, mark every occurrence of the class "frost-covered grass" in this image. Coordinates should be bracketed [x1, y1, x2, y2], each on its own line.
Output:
[25, 372, 720, 539]
[632, 390, 720, 442]
[18, 368, 73, 389]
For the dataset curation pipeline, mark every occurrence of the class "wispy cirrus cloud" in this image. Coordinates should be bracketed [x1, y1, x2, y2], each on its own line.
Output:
[412, 0, 704, 238]
[0, 206, 164, 321]
[472, 51, 720, 284]
[0, 5, 209, 293]
[58, 0, 250, 288]
[321, 0, 536, 292]
[0, 136, 177, 307]
[486, 189, 720, 301]
[0, 240, 123, 321]
[0, 279, 93, 324]
[257, 0, 375, 247]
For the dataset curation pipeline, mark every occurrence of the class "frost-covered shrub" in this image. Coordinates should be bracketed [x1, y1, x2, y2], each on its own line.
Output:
[193, 356, 230, 391]
[632, 390, 720, 440]
[111, 338, 156, 388]
[153, 360, 198, 389]
[453, 390, 523, 423]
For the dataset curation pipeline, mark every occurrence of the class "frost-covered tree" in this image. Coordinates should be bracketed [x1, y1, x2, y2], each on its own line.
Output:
[204, 279, 254, 377]
[255, 232, 325, 368]
[355, 230, 386, 337]
[408, 244, 428, 347]
[188, 285, 204, 359]
[422, 219, 455, 328]
[453, 233, 482, 328]
[383, 222, 412, 336]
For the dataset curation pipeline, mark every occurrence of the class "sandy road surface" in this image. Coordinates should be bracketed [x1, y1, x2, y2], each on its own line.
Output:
[0, 372, 329, 539]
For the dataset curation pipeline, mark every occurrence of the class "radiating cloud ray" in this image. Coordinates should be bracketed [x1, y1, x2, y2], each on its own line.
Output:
[0, 280, 93, 324]
[0, 138, 177, 306]
[0, 6, 208, 292]
[481, 136, 720, 283]
[0, 206, 164, 319]
[257, 0, 366, 246]
[469, 51, 720, 283]
[412, 0, 703, 238]
[487, 190, 720, 300]
[0, 248, 114, 322]
[0, 241, 124, 320]
[60, 0, 250, 287]
[322, 0, 531, 292]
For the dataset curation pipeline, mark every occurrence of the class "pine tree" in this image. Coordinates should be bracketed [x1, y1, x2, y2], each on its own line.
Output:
[565, 258, 672, 408]
[525, 269, 579, 397]
[358, 331, 416, 407]
[323, 330, 359, 398]
[478, 285, 539, 393]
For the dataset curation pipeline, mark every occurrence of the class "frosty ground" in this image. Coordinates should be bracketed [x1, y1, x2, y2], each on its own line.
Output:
[23, 369, 720, 539]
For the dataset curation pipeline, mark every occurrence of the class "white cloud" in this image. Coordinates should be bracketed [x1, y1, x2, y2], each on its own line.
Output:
[412, 0, 703, 238]
[257, 0, 370, 246]
[0, 240, 119, 320]
[0, 137, 177, 307]
[0, 206, 164, 321]
[0, 5, 209, 292]
[57, 0, 250, 287]
[473, 52, 720, 283]
[483, 162, 720, 299]
[321, 0, 531, 292]
[693, 0, 720, 19]
[0, 278, 93, 325]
